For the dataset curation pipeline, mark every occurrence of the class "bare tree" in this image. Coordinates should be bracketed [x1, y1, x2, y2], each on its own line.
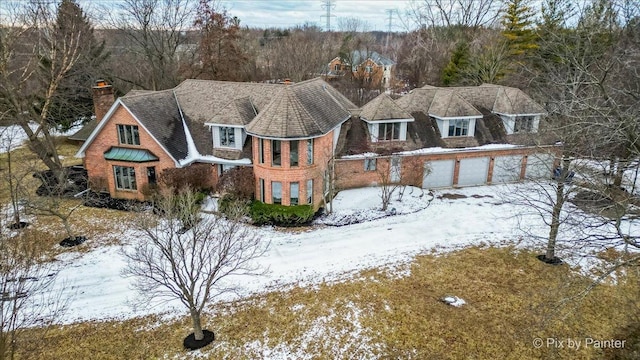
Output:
[376, 155, 427, 211]
[0, 222, 66, 359]
[122, 187, 267, 349]
[407, 0, 504, 29]
[108, 0, 197, 90]
[0, 0, 104, 186]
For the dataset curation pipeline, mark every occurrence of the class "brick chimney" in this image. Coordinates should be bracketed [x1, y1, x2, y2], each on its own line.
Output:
[92, 79, 114, 123]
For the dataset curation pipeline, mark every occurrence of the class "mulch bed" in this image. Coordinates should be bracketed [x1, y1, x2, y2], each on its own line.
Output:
[537, 254, 563, 265]
[60, 236, 87, 247]
[183, 330, 214, 351]
[7, 221, 29, 230]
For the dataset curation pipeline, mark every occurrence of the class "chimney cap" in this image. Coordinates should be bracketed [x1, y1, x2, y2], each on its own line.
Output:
[93, 79, 111, 88]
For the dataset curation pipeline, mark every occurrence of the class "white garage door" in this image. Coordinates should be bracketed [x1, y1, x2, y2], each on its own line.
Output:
[493, 156, 523, 183]
[458, 157, 490, 186]
[525, 153, 555, 179]
[422, 160, 455, 188]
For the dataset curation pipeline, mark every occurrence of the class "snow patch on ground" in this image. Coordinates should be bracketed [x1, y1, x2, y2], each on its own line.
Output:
[315, 186, 434, 226]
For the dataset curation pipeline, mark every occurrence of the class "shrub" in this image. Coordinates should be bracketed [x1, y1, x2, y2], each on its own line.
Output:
[249, 201, 315, 227]
[159, 165, 213, 193]
[216, 167, 255, 200]
[218, 194, 251, 218]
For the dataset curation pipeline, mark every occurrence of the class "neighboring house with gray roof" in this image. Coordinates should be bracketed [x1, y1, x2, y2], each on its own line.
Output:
[326, 50, 396, 89]
[76, 78, 554, 209]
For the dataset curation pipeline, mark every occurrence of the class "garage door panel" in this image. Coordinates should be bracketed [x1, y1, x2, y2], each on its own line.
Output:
[525, 154, 555, 179]
[423, 160, 454, 188]
[493, 156, 522, 183]
[458, 157, 490, 186]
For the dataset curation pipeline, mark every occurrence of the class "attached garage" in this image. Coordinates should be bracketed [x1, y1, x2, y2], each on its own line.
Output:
[457, 157, 490, 186]
[422, 159, 455, 188]
[525, 153, 556, 179]
[492, 156, 523, 183]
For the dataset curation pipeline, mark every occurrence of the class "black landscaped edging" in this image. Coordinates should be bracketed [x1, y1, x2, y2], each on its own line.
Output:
[536, 254, 563, 265]
[7, 221, 30, 230]
[183, 330, 214, 351]
[60, 236, 87, 247]
[316, 204, 432, 227]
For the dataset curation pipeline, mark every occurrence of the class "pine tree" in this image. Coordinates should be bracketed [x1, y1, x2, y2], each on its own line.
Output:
[501, 0, 538, 56]
[442, 41, 470, 85]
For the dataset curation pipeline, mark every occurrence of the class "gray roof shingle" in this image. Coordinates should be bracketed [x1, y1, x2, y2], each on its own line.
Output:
[360, 93, 413, 122]
[246, 78, 355, 138]
[120, 90, 189, 161]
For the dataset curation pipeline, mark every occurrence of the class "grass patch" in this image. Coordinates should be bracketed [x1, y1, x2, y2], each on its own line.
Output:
[19, 246, 639, 359]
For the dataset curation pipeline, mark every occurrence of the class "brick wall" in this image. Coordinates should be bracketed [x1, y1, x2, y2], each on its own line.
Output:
[83, 104, 180, 201]
[252, 132, 334, 210]
[335, 146, 562, 190]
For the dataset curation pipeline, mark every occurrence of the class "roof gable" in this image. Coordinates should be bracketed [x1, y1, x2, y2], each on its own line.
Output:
[360, 93, 413, 122]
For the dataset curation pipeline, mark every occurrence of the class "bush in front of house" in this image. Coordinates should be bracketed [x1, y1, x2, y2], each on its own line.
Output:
[218, 194, 251, 219]
[249, 201, 315, 226]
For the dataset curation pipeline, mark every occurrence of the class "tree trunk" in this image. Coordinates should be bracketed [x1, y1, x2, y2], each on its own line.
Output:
[613, 158, 625, 188]
[546, 160, 569, 260]
[190, 308, 204, 341]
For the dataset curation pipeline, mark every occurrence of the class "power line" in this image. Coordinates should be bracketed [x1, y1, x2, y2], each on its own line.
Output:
[385, 8, 395, 50]
[320, 0, 335, 32]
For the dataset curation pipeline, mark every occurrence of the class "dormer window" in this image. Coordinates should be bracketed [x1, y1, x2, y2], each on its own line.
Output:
[379, 123, 401, 141]
[219, 127, 235, 147]
[118, 125, 140, 145]
[448, 119, 469, 137]
[514, 116, 535, 133]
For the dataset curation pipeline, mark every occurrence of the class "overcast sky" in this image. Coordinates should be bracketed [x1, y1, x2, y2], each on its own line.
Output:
[221, 0, 413, 31]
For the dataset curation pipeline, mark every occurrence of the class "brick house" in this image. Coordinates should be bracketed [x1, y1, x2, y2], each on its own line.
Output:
[326, 50, 395, 90]
[76, 78, 556, 210]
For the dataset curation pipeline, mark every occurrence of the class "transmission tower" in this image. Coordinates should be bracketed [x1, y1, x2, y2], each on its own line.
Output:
[385, 9, 395, 50]
[321, 0, 336, 32]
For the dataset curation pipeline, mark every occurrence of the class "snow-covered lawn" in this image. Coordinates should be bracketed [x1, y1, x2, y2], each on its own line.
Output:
[46, 184, 556, 324]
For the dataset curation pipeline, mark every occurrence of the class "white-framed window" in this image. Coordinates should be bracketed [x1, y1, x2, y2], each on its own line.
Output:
[306, 179, 313, 205]
[272, 140, 281, 167]
[258, 138, 265, 164]
[259, 178, 265, 202]
[114, 166, 136, 190]
[514, 116, 535, 133]
[448, 119, 469, 137]
[365, 66, 373, 73]
[290, 182, 299, 205]
[117, 125, 140, 145]
[272, 181, 282, 204]
[219, 127, 235, 147]
[307, 139, 314, 165]
[378, 123, 401, 141]
[290, 140, 299, 167]
[334, 64, 340, 71]
[364, 158, 377, 171]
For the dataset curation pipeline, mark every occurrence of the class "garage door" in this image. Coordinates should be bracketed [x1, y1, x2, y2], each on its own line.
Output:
[422, 160, 455, 188]
[525, 153, 555, 179]
[458, 157, 490, 186]
[492, 156, 523, 183]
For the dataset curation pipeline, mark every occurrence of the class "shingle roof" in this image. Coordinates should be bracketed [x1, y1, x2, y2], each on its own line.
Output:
[68, 118, 98, 141]
[350, 50, 395, 66]
[120, 90, 189, 161]
[209, 97, 257, 126]
[245, 78, 355, 138]
[360, 93, 413, 122]
[395, 84, 544, 118]
[395, 88, 482, 118]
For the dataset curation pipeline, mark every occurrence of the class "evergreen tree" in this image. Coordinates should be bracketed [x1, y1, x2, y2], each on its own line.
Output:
[41, 0, 108, 130]
[442, 41, 470, 85]
[501, 0, 538, 56]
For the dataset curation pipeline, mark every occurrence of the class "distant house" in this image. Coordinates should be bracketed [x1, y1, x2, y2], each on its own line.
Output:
[326, 50, 395, 89]
[76, 79, 557, 210]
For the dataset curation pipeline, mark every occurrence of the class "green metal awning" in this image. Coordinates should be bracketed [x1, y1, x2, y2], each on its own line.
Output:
[103, 147, 159, 162]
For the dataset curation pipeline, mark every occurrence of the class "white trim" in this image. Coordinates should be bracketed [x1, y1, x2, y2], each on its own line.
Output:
[430, 114, 483, 120]
[360, 117, 414, 124]
[75, 98, 124, 157]
[493, 112, 546, 117]
[75, 100, 180, 167]
[204, 123, 246, 128]
[246, 115, 351, 141]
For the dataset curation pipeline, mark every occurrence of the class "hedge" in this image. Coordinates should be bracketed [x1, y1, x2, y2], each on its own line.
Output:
[249, 201, 315, 226]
